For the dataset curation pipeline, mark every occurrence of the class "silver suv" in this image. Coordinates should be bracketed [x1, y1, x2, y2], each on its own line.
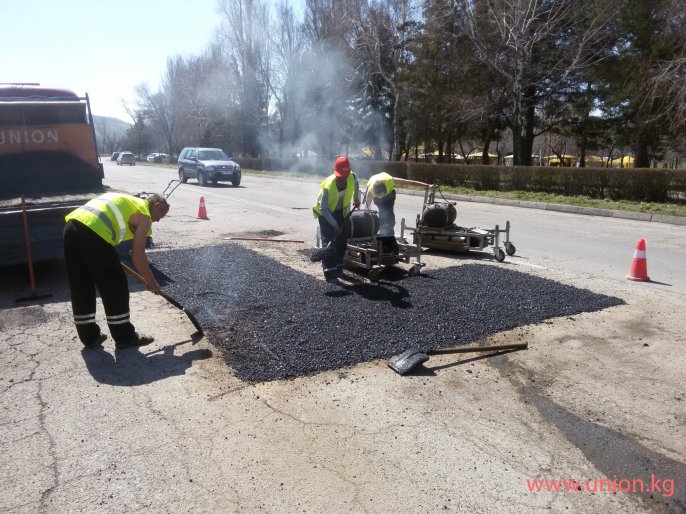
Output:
[116, 151, 136, 166]
[178, 147, 241, 187]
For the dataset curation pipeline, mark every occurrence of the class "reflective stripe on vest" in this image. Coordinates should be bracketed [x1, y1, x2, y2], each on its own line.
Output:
[80, 204, 117, 242]
[313, 173, 356, 219]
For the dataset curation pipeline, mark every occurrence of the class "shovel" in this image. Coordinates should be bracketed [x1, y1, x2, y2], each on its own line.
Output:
[121, 263, 204, 337]
[310, 206, 358, 262]
[388, 342, 528, 375]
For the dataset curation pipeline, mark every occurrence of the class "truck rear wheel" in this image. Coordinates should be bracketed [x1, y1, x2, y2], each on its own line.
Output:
[179, 169, 187, 183]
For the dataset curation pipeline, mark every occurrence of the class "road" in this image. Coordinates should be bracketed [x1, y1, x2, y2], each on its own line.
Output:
[1, 161, 683, 513]
[105, 162, 686, 293]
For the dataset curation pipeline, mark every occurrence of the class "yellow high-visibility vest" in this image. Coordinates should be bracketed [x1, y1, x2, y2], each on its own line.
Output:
[313, 173, 356, 218]
[367, 172, 395, 199]
[66, 193, 152, 246]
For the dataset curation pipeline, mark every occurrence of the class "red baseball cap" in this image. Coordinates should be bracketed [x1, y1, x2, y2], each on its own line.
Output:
[333, 156, 351, 178]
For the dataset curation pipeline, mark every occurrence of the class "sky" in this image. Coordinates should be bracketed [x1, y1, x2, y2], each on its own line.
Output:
[1, 0, 302, 123]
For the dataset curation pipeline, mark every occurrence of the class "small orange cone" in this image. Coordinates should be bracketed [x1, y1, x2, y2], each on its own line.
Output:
[627, 239, 649, 282]
[197, 197, 209, 220]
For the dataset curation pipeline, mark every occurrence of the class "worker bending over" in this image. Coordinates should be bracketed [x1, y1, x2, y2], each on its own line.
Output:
[63, 192, 169, 349]
[313, 156, 361, 282]
[365, 172, 429, 236]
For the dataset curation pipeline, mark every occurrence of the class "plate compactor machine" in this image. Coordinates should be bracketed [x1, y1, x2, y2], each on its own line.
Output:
[400, 185, 516, 262]
[342, 210, 424, 281]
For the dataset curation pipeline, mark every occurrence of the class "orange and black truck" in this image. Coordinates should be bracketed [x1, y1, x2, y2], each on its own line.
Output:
[0, 85, 105, 265]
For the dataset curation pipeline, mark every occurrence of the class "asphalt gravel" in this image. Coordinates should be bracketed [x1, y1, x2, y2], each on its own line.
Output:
[148, 244, 625, 381]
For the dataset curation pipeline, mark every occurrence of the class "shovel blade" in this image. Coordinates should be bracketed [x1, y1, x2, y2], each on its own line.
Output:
[388, 348, 429, 375]
[183, 308, 204, 337]
[309, 245, 334, 262]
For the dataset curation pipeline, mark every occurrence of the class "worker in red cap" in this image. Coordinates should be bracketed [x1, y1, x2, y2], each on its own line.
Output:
[313, 156, 361, 282]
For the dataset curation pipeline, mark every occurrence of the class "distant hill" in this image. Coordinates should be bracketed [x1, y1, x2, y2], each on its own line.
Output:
[93, 115, 131, 153]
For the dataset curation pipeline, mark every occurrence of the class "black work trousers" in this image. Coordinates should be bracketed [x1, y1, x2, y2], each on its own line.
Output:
[63, 219, 137, 346]
[318, 211, 350, 276]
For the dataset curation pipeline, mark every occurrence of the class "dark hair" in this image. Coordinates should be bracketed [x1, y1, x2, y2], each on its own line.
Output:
[147, 193, 169, 215]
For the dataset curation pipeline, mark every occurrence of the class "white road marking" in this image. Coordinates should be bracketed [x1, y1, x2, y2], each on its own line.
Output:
[182, 187, 301, 215]
[510, 260, 548, 270]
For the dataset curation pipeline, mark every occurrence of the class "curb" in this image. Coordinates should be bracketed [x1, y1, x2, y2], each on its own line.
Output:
[397, 189, 686, 226]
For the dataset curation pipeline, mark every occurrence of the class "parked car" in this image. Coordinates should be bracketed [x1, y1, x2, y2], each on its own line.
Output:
[116, 152, 136, 166]
[177, 147, 241, 187]
[147, 153, 170, 163]
[110, 151, 120, 161]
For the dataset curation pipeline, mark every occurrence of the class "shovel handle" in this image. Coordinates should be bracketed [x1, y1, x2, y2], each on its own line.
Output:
[120, 263, 183, 309]
[121, 262, 145, 283]
[430, 343, 528, 355]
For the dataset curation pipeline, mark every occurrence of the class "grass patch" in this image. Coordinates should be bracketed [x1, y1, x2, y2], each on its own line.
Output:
[438, 186, 686, 217]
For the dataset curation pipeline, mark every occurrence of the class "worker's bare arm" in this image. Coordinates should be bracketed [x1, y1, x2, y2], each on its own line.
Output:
[393, 178, 430, 188]
[128, 213, 161, 295]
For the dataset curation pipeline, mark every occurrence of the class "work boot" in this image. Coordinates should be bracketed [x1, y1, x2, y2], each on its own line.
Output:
[325, 275, 340, 284]
[115, 333, 155, 350]
[323, 267, 339, 283]
[83, 333, 107, 349]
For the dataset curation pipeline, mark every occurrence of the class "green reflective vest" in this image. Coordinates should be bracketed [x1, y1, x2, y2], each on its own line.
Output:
[313, 173, 356, 219]
[367, 172, 395, 200]
[66, 193, 152, 246]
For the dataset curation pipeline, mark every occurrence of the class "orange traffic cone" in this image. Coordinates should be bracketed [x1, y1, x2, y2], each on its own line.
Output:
[627, 239, 649, 282]
[197, 197, 209, 220]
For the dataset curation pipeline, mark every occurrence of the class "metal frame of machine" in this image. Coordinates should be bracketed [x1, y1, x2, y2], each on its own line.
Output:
[343, 214, 424, 281]
[400, 185, 516, 262]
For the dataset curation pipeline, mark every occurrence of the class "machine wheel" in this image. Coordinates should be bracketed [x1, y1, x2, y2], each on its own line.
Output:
[368, 268, 383, 282]
[232, 174, 241, 187]
[505, 242, 516, 256]
[494, 248, 506, 262]
[198, 172, 206, 187]
[179, 169, 188, 183]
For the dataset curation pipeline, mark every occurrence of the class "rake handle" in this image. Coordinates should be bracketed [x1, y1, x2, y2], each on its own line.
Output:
[429, 343, 528, 355]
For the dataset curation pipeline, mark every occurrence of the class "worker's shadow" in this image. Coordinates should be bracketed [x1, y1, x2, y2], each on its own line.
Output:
[80, 342, 212, 386]
[327, 278, 413, 309]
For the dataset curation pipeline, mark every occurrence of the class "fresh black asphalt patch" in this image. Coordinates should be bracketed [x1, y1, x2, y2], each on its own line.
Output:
[147, 244, 625, 382]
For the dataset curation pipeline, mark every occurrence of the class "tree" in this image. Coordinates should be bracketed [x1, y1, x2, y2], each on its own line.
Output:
[351, 0, 421, 160]
[594, 0, 684, 167]
[300, 0, 362, 158]
[267, 1, 308, 157]
[454, 0, 611, 165]
[218, 0, 271, 157]
[643, 0, 686, 134]
[134, 78, 179, 158]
